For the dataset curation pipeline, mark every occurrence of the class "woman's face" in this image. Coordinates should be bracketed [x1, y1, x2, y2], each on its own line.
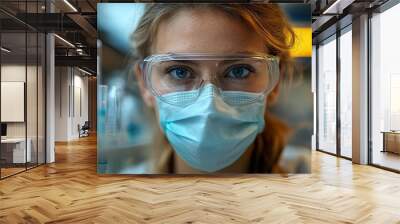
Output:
[140, 7, 276, 107]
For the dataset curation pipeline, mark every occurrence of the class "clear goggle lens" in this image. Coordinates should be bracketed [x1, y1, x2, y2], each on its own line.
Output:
[142, 53, 280, 106]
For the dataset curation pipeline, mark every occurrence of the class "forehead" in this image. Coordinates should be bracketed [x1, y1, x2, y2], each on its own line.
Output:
[152, 7, 266, 55]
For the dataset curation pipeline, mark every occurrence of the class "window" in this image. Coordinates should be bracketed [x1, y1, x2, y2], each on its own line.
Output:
[371, 2, 400, 171]
[317, 35, 337, 154]
[339, 27, 352, 158]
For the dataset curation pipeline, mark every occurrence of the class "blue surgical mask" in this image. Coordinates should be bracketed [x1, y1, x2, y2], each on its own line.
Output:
[156, 84, 266, 172]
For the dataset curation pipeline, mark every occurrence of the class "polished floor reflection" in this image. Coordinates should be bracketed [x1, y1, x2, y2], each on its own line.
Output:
[373, 150, 400, 171]
[0, 135, 399, 223]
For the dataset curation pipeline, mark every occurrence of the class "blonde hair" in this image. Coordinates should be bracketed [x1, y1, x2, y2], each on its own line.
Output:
[131, 3, 295, 172]
[132, 3, 295, 80]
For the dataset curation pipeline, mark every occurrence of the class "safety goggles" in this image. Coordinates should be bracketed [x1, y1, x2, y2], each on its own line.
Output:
[141, 53, 280, 105]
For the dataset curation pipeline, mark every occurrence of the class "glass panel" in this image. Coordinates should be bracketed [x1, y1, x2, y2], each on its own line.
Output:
[34, 0, 46, 166]
[371, 3, 400, 171]
[0, 0, 46, 178]
[317, 36, 337, 154]
[26, 0, 39, 169]
[38, 32, 45, 165]
[27, 31, 38, 169]
[340, 28, 352, 158]
[1, 30, 27, 177]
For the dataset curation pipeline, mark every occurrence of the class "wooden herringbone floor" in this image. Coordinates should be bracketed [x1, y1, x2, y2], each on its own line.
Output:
[0, 135, 400, 224]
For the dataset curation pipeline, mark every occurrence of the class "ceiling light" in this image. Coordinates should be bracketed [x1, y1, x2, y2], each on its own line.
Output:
[322, 0, 354, 15]
[78, 67, 93, 76]
[323, 0, 341, 14]
[54, 34, 75, 48]
[1, 47, 11, 53]
[63, 0, 78, 12]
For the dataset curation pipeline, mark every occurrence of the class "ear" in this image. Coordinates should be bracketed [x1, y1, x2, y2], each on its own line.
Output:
[267, 80, 280, 106]
[135, 62, 155, 108]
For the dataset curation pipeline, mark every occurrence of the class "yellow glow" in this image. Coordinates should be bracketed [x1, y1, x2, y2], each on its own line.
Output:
[290, 27, 312, 58]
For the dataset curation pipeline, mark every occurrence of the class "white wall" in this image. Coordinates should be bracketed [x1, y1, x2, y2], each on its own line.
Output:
[1, 63, 46, 164]
[1, 65, 26, 140]
[55, 67, 89, 141]
[1, 65, 26, 129]
[55, 67, 69, 141]
[1, 65, 39, 138]
[72, 73, 89, 138]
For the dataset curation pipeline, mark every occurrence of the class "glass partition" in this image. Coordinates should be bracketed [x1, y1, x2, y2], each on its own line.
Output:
[339, 27, 352, 158]
[27, 31, 38, 169]
[371, 3, 400, 171]
[0, 1, 46, 179]
[38, 32, 45, 165]
[317, 35, 337, 154]
[1, 30, 28, 177]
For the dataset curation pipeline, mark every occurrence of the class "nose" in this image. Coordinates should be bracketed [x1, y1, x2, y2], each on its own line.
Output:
[198, 83, 221, 99]
[199, 65, 220, 87]
[200, 76, 219, 87]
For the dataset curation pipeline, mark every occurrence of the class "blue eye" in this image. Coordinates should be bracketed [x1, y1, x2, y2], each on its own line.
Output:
[167, 67, 191, 80]
[226, 65, 252, 79]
